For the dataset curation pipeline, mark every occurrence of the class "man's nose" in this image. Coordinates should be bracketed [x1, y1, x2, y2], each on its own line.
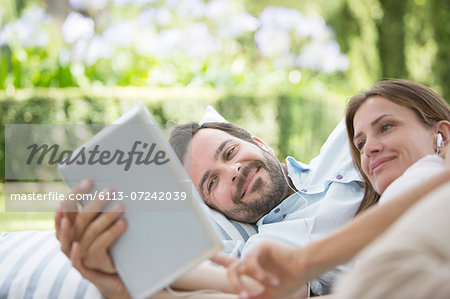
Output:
[230, 163, 241, 183]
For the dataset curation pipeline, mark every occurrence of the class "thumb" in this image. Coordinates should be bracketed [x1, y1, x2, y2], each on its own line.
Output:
[211, 254, 239, 267]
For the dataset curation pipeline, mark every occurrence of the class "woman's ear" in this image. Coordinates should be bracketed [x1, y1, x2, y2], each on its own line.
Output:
[252, 136, 275, 155]
[434, 120, 450, 155]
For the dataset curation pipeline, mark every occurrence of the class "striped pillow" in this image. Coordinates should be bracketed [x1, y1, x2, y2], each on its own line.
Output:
[0, 211, 257, 298]
[208, 208, 258, 257]
[0, 231, 102, 299]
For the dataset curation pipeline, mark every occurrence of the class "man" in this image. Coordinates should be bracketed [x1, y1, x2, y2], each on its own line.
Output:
[56, 120, 364, 298]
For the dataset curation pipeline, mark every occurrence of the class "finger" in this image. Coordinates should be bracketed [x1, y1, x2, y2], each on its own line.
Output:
[210, 254, 239, 267]
[90, 218, 126, 251]
[82, 188, 113, 213]
[226, 260, 250, 297]
[84, 219, 127, 273]
[61, 180, 95, 227]
[78, 203, 124, 253]
[61, 179, 94, 214]
[72, 189, 112, 241]
[238, 290, 251, 299]
[55, 208, 62, 240]
[71, 242, 131, 299]
[240, 256, 280, 287]
[70, 241, 101, 282]
[245, 290, 270, 299]
[59, 217, 73, 258]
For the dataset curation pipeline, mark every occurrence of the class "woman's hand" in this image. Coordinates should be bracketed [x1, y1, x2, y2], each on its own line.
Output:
[212, 241, 308, 299]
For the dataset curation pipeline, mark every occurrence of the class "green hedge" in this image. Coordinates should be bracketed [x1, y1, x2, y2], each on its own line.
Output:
[1, 87, 345, 182]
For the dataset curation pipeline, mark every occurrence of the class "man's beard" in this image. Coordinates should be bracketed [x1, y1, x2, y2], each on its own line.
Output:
[225, 150, 290, 223]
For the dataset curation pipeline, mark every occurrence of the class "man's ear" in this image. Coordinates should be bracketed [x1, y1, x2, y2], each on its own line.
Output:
[252, 136, 275, 155]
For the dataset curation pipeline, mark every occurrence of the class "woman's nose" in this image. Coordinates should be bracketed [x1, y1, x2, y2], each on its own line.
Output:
[364, 137, 382, 156]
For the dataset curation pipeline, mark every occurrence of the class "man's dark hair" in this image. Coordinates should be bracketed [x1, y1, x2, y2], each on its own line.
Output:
[169, 122, 258, 163]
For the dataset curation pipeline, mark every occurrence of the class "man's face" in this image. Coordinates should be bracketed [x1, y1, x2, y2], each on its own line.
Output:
[182, 128, 289, 223]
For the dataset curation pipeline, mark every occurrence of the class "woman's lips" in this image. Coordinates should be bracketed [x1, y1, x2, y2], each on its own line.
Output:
[370, 156, 395, 175]
[241, 168, 259, 198]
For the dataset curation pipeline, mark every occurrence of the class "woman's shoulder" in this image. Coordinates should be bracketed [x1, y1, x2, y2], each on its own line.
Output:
[379, 155, 445, 205]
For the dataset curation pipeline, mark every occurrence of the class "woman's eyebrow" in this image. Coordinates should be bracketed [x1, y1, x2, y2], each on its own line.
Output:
[353, 114, 392, 142]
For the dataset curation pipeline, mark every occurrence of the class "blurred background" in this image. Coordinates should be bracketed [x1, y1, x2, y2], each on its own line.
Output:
[1, 0, 449, 232]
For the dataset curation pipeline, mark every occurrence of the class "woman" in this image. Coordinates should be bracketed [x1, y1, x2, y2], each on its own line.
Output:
[346, 79, 450, 208]
[217, 79, 450, 299]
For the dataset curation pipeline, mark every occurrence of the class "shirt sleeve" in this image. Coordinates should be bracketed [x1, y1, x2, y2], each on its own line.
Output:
[333, 181, 450, 299]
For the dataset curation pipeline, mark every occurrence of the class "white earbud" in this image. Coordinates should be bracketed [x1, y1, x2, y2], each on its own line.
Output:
[436, 133, 443, 154]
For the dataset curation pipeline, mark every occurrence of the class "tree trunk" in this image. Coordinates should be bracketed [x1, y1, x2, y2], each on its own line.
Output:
[377, 0, 408, 79]
[429, 0, 450, 103]
[277, 95, 292, 159]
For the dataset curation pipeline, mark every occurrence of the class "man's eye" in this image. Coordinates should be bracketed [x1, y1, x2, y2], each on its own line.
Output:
[226, 147, 235, 159]
[208, 177, 216, 191]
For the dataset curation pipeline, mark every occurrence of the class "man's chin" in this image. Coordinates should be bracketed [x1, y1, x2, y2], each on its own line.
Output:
[226, 207, 261, 224]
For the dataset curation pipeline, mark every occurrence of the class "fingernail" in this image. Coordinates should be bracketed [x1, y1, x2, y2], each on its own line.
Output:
[80, 180, 90, 190]
[60, 218, 66, 229]
[239, 291, 249, 299]
[71, 242, 78, 252]
[116, 218, 125, 228]
[270, 277, 280, 286]
[111, 203, 122, 212]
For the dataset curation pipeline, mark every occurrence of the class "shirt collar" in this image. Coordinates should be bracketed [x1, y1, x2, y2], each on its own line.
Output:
[256, 192, 305, 226]
[286, 156, 310, 173]
[256, 157, 309, 226]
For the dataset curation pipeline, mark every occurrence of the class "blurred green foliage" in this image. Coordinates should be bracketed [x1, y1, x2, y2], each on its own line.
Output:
[0, 0, 449, 231]
[0, 84, 345, 183]
[0, 191, 54, 233]
[0, 85, 342, 232]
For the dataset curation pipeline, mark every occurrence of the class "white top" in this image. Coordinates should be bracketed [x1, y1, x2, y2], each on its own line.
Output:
[379, 154, 446, 205]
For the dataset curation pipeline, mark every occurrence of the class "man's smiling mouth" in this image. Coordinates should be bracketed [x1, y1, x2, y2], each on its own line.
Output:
[241, 167, 260, 198]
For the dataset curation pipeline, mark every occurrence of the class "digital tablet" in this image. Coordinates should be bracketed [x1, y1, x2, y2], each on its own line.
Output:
[58, 104, 223, 298]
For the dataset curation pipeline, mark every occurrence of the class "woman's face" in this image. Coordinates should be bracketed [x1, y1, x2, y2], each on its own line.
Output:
[353, 96, 435, 194]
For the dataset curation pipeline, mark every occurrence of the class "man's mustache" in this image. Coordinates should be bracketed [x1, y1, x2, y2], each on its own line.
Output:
[233, 160, 266, 203]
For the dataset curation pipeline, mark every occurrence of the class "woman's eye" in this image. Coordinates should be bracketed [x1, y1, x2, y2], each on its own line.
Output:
[381, 124, 393, 132]
[208, 177, 216, 191]
[226, 147, 235, 159]
[357, 141, 365, 152]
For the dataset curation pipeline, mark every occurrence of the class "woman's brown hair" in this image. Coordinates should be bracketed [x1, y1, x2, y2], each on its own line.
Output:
[346, 79, 450, 215]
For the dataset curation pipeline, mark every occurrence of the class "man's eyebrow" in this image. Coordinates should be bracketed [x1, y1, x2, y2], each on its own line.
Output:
[353, 114, 392, 142]
[199, 139, 232, 197]
[215, 139, 232, 160]
[199, 170, 211, 199]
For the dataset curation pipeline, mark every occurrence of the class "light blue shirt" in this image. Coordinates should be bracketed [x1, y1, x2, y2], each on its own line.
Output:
[241, 119, 365, 295]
